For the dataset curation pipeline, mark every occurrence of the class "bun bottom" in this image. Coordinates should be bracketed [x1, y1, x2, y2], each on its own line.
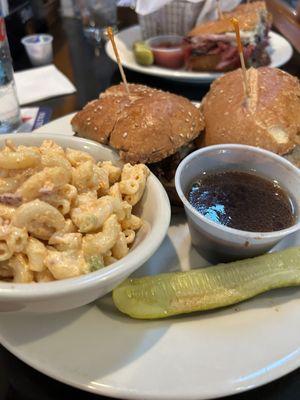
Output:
[187, 54, 225, 72]
[187, 45, 270, 72]
[148, 143, 198, 207]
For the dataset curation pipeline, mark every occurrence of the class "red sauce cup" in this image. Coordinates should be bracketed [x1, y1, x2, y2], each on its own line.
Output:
[146, 35, 184, 69]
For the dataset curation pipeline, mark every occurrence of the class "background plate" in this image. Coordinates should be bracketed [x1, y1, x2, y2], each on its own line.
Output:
[105, 26, 293, 83]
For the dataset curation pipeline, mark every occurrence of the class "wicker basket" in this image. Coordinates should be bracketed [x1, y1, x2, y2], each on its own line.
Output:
[138, 0, 204, 39]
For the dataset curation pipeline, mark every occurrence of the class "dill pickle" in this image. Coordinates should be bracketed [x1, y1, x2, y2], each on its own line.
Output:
[113, 247, 300, 319]
[133, 41, 154, 66]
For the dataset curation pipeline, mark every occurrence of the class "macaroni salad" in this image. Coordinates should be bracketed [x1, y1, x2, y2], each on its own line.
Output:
[0, 140, 149, 283]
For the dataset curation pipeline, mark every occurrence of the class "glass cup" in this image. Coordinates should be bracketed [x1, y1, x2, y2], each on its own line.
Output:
[0, 17, 21, 133]
[76, 0, 118, 44]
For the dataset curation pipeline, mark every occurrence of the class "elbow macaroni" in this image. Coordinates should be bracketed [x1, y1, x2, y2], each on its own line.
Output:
[0, 140, 149, 283]
[120, 164, 149, 205]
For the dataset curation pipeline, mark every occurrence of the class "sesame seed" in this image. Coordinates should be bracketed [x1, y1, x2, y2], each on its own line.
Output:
[123, 132, 128, 138]
[188, 111, 192, 117]
[87, 121, 91, 125]
[185, 118, 189, 123]
[134, 123, 139, 128]
[190, 127, 193, 132]
[87, 117, 91, 121]
[94, 127, 97, 131]
[179, 133, 184, 137]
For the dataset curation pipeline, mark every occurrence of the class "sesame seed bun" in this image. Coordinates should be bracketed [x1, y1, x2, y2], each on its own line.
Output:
[188, 1, 271, 36]
[71, 83, 204, 164]
[225, 1, 269, 18]
[201, 67, 300, 155]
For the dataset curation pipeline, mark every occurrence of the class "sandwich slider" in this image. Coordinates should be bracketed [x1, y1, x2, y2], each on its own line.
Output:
[184, 1, 272, 71]
[201, 66, 300, 156]
[71, 83, 205, 204]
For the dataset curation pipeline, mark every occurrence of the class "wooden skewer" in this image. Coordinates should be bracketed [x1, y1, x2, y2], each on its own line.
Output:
[216, 0, 224, 20]
[231, 18, 250, 101]
[106, 26, 130, 96]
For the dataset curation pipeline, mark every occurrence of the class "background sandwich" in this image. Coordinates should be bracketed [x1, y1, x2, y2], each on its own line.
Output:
[183, 1, 272, 72]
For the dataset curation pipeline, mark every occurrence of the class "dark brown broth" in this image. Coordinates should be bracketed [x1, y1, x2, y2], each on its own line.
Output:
[187, 171, 295, 232]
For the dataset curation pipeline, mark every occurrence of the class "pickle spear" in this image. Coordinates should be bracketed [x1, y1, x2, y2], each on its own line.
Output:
[133, 41, 154, 66]
[113, 247, 300, 319]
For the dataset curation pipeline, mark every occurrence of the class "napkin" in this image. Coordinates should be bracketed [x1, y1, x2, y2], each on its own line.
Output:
[195, 0, 241, 24]
[135, 0, 241, 38]
[14, 65, 76, 106]
[135, 0, 241, 17]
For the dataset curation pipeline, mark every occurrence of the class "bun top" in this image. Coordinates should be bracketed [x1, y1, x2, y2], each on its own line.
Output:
[201, 67, 300, 155]
[188, 14, 258, 36]
[71, 83, 204, 164]
[188, 1, 269, 36]
[225, 1, 267, 17]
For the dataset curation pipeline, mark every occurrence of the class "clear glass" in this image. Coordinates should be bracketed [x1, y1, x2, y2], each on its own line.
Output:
[0, 18, 21, 133]
[76, 0, 117, 44]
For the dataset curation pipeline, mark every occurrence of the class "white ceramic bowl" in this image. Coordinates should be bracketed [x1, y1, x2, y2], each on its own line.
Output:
[175, 144, 300, 262]
[0, 134, 171, 313]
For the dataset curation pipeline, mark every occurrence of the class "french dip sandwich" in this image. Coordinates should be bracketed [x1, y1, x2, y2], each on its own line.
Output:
[71, 83, 205, 204]
[201, 67, 300, 163]
[184, 1, 271, 71]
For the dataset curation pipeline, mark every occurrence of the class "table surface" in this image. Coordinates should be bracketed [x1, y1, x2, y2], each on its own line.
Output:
[1, 12, 300, 400]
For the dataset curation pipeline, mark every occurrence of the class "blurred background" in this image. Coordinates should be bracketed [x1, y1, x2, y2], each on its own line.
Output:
[2, 0, 299, 71]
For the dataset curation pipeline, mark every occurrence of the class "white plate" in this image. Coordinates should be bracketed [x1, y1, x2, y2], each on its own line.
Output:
[2, 117, 300, 399]
[33, 112, 76, 135]
[0, 215, 300, 400]
[105, 25, 293, 83]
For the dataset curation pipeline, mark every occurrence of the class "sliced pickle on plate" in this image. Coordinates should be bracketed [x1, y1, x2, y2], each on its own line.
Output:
[113, 247, 300, 319]
[133, 41, 154, 66]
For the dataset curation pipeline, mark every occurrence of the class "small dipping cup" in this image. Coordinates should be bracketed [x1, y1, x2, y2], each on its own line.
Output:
[175, 144, 300, 262]
[146, 35, 184, 69]
[21, 34, 53, 67]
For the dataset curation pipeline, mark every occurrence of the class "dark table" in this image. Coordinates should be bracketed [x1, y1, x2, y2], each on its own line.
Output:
[1, 13, 300, 400]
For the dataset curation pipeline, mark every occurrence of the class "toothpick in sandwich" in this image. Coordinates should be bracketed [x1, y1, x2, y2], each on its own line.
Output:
[106, 26, 130, 97]
[231, 18, 250, 103]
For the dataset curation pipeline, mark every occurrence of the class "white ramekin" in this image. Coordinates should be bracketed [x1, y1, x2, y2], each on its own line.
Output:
[175, 144, 300, 262]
